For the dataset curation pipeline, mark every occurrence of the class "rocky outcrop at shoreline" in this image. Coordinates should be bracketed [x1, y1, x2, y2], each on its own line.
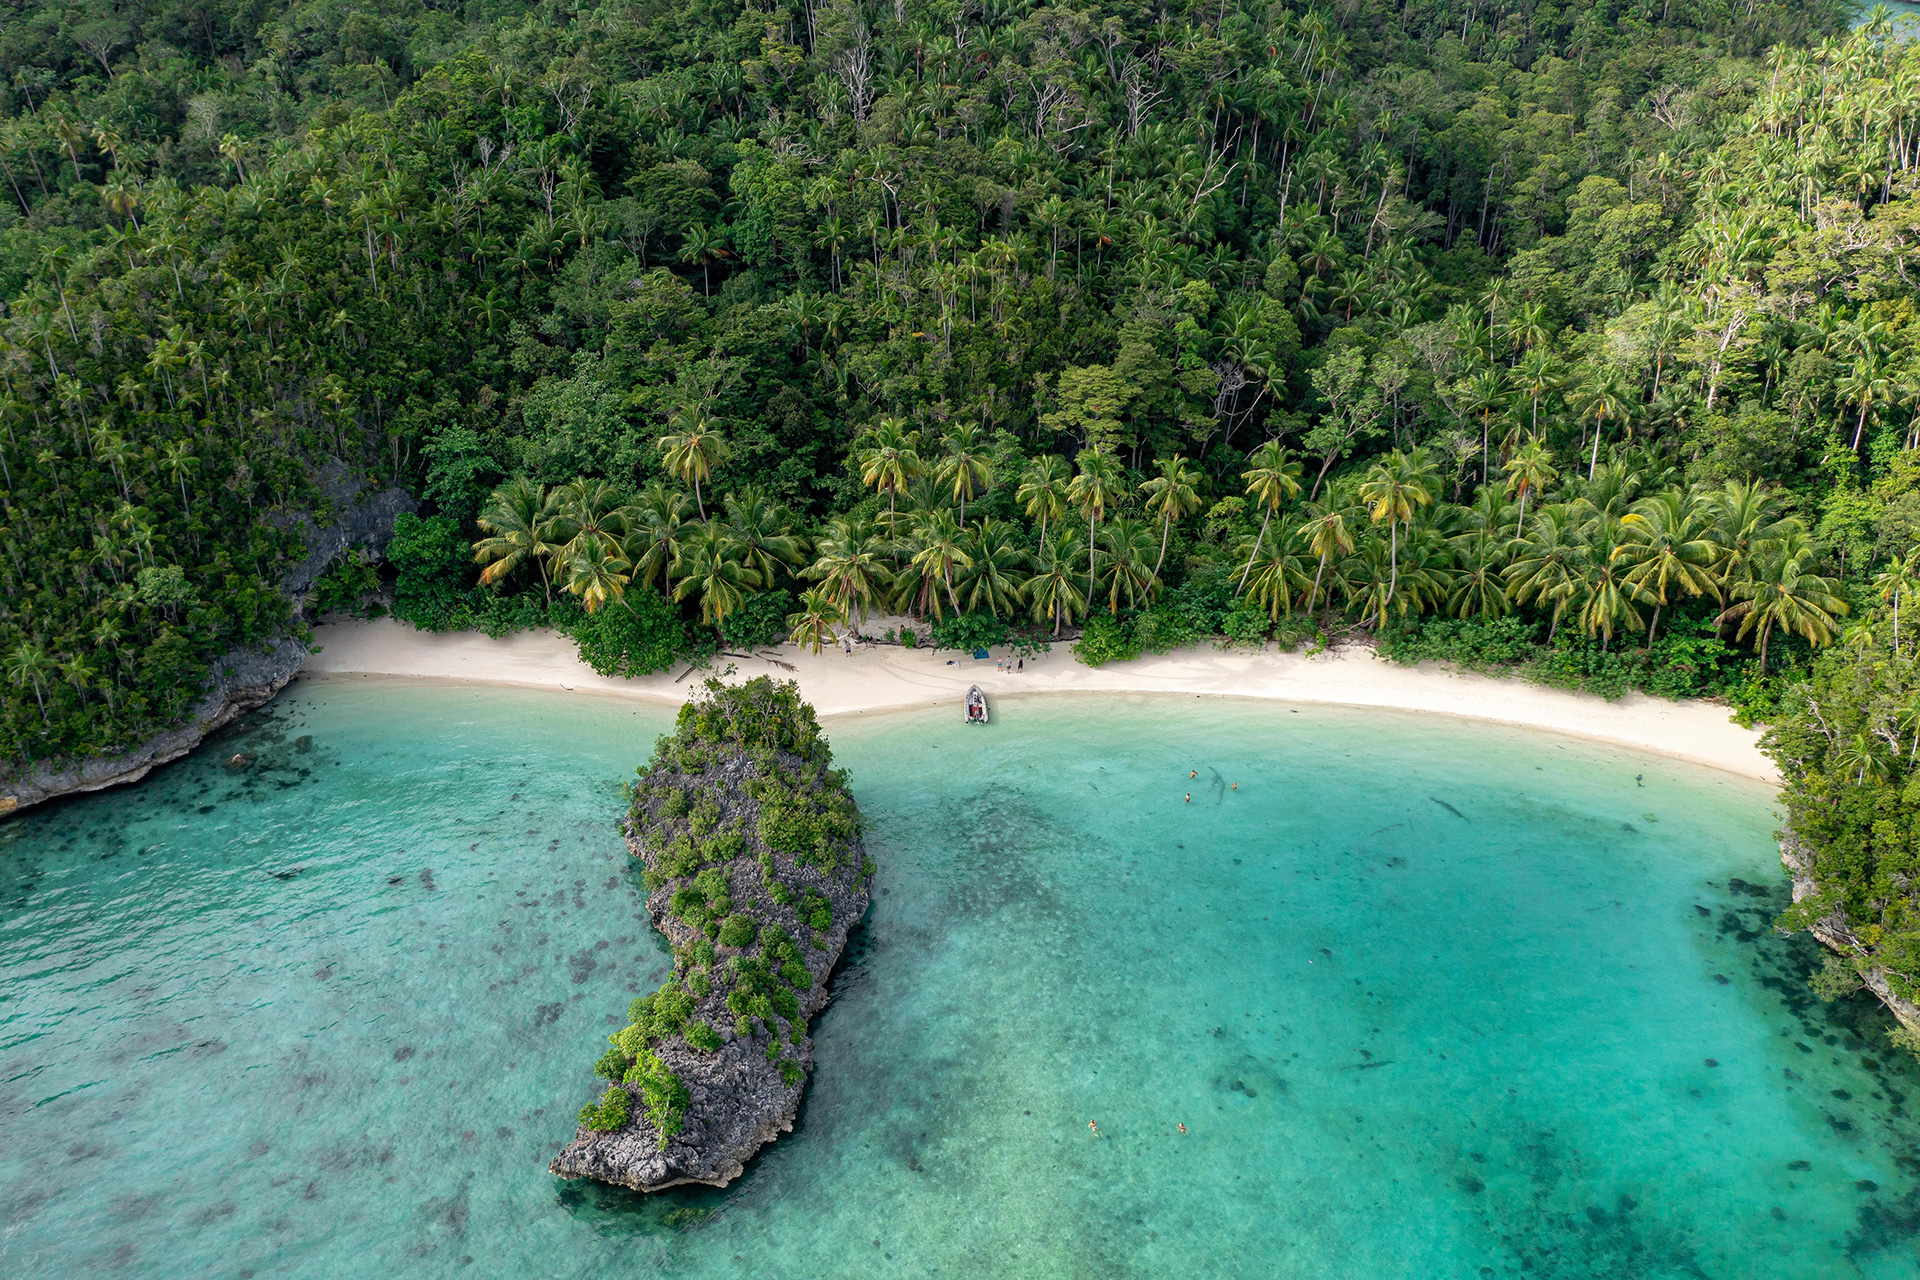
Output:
[0, 479, 414, 817]
[550, 678, 872, 1191]
[1781, 826, 1920, 1036]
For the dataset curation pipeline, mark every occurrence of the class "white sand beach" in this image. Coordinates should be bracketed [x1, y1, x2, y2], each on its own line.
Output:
[302, 617, 1779, 784]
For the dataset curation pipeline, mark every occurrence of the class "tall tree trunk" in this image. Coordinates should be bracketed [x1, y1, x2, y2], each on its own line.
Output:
[1239, 507, 1273, 591]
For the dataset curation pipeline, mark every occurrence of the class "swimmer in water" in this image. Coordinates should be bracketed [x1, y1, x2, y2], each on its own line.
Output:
[1178, 1123, 1187, 1134]
[1231, 783, 1237, 791]
[1189, 770, 1197, 778]
[1089, 1120, 1100, 1137]
[1184, 793, 1191, 803]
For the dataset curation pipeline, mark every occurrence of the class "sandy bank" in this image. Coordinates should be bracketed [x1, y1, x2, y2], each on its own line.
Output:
[302, 617, 1778, 784]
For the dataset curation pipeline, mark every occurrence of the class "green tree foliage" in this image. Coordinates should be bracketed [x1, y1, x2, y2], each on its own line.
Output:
[4, 0, 1903, 785]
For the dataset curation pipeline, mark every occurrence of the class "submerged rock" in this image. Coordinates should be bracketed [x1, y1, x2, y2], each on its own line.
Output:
[549, 677, 872, 1192]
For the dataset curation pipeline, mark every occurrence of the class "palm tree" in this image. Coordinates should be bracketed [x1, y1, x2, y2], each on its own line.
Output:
[1295, 483, 1358, 613]
[657, 408, 729, 519]
[1242, 529, 1311, 621]
[621, 483, 692, 592]
[1717, 531, 1848, 671]
[1357, 448, 1437, 606]
[564, 542, 632, 615]
[1456, 365, 1509, 484]
[1619, 489, 1718, 644]
[161, 440, 198, 516]
[1236, 440, 1302, 591]
[1576, 516, 1650, 650]
[1446, 527, 1512, 620]
[786, 587, 846, 654]
[1068, 448, 1126, 603]
[552, 478, 629, 566]
[1502, 437, 1559, 539]
[1874, 550, 1920, 654]
[1505, 505, 1587, 639]
[938, 423, 993, 526]
[1140, 454, 1205, 583]
[805, 516, 892, 624]
[672, 520, 757, 628]
[1097, 516, 1160, 613]
[856, 419, 923, 545]
[1023, 537, 1088, 636]
[473, 477, 563, 603]
[1017, 454, 1071, 545]
[1706, 479, 1791, 596]
[1573, 368, 1632, 481]
[957, 519, 1030, 618]
[905, 508, 972, 619]
[722, 486, 807, 587]
[9, 641, 52, 722]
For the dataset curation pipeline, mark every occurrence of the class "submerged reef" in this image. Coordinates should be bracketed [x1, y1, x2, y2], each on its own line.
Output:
[549, 677, 872, 1191]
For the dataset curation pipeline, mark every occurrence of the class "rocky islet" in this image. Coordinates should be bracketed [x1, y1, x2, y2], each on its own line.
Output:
[548, 676, 872, 1191]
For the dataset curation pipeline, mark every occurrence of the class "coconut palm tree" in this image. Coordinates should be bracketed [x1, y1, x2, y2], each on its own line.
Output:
[672, 520, 757, 628]
[1619, 489, 1719, 644]
[1873, 550, 1920, 654]
[1505, 505, 1587, 638]
[1295, 483, 1358, 613]
[1242, 529, 1311, 621]
[1097, 516, 1160, 613]
[1575, 515, 1650, 649]
[1140, 453, 1205, 582]
[938, 423, 993, 526]
[956, 519, 1030, 618]
[552, 478, 629, 567]
[9, 641, 52, 722]
[621, 483, 692, 592]
[904, 509, 972, 619]
[1456, 364, 1509, 484]
[1357, 447, 1437, 606]
[1705, 478, 1792, 596]
[472, 477, 563, 603]
[1017, 454, 1071, 545]
[805, 515, 892, 624]
[1718, 530, 1848, 671]
[721, 486, 807, 587]
[855, 418, 922, 545]
[563, 542, 632, 615]
[1023, 536, 1088, 636]
[1068, 448, 1126, 602]
[1573, 368, 1633, 481]
[1502, 437, 1558, 539]
[1238, 441, 1303, 591]
[657, 408, 729, 519]
[786, 587, 846, 654]
[1446, 526, 1512, 620]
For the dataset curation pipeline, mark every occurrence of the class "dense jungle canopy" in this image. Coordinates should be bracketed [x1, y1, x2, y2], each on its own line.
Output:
[1, 0, 1914, 809]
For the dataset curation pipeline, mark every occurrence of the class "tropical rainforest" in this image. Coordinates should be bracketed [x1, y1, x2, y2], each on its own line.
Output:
[6, 0, 1920, 978]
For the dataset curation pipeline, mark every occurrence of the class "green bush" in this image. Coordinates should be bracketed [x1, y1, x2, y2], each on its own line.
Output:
[1811, 954, 1866, 1002]
[780, 960, 813, 990]
[685, 1021, 722, 1051]
[1219, 604, 1271, 647]
[578, 1084, 630, 1132]
[622, 1050, 690, 1147]
[779, 1059, 804, 1088]
[569, 589, 685, 677]
[1072, 612, 1141, 667]
[719, 589, 794, 650]
[387, 513, 474, 631]
[717, 914, 759, 948]
[313, 550, 381, 617]
[931, 611, 1009, 654]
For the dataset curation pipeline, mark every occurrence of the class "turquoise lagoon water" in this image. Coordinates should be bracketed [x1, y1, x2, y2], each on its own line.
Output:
[3, 680, 1918, 1278]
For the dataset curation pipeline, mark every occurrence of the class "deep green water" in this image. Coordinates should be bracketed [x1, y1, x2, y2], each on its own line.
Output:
[3, 680, 1918, 1278]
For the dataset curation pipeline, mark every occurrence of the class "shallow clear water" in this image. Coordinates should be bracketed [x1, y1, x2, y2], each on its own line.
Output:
[3, 680, 1918, 1278]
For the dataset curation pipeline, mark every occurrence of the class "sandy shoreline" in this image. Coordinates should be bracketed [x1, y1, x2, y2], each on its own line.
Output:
[302, 618, 1779, 784]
